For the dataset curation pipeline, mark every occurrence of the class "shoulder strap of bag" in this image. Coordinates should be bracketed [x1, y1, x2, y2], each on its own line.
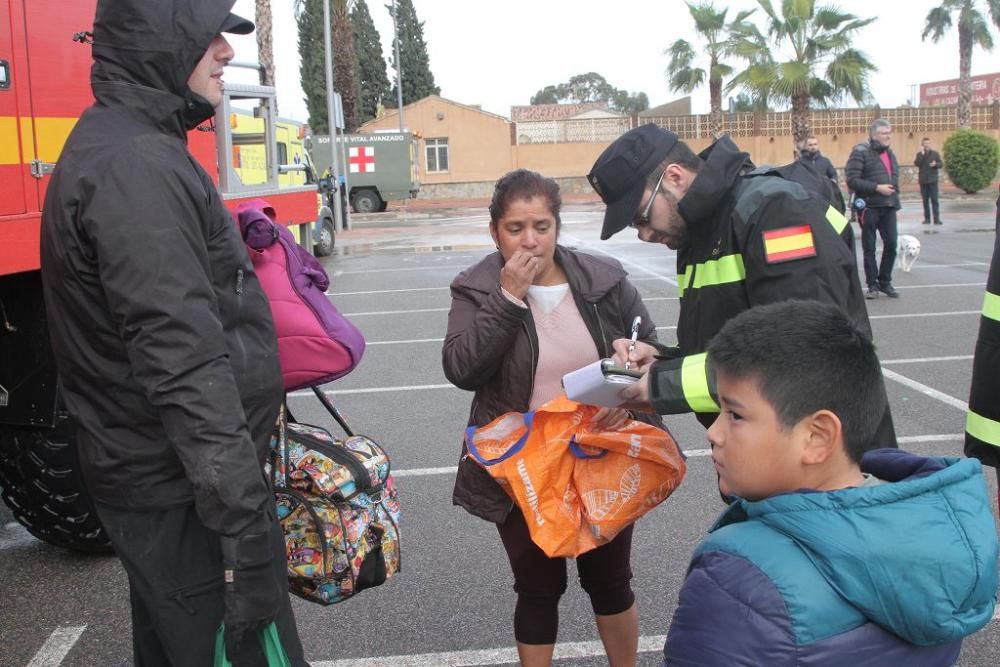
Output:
[272, 403, 289, 489]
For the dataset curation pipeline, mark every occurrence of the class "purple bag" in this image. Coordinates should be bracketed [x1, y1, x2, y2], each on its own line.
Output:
[235, 199, 365, 391]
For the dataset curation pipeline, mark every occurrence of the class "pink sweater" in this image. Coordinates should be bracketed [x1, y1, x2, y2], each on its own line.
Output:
[528, 291, 600, 410]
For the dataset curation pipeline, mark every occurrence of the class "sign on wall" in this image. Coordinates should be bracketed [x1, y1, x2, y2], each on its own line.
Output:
[920, 72, 1000, 107]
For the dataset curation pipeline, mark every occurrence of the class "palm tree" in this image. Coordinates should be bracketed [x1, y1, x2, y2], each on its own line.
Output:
[728, 0, 877, 145]
[255, 0, 277, 113]
[665, 2, 754, 138]
[921, 0, 1000, 129]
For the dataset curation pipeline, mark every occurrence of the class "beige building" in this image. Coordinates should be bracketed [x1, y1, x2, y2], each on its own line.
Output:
[359, 96, 1000, 199]
[358, 96, 513, 197]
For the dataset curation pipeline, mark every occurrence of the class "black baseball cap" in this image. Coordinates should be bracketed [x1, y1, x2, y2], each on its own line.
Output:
[220, 11, 254, 35]
[588, 124, 679, 240]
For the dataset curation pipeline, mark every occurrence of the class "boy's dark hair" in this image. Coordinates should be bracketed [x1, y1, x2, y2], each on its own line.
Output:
[647, 141, 703, 188]
[489, 169, 562, 228]
[708, 300, 887, 462]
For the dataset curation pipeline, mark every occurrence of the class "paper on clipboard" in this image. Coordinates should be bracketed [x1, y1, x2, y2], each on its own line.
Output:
[562, 359, 638, 408]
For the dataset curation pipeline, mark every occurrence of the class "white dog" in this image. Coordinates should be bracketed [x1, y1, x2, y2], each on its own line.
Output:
[897, 234, 921, 272]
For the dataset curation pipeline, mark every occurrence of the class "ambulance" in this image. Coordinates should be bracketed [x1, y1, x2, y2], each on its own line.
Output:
[0, 0, 332, 551]
[307, 130, 420, 213]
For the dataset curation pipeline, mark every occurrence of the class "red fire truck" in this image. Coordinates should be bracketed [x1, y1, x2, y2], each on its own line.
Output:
[0, 0, 330, 551]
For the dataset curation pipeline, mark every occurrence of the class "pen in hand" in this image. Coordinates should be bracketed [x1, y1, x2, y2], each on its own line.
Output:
[625, 316, 641, 370]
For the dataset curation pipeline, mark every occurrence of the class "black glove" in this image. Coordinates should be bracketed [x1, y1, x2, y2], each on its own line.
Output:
[221, 515, 283, 664]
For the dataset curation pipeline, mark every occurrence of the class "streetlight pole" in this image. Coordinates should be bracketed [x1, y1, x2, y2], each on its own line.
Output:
[391, 0, 404, 131]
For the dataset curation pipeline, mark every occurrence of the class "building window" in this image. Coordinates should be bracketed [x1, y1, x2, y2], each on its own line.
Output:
[425, 138, 449, 173]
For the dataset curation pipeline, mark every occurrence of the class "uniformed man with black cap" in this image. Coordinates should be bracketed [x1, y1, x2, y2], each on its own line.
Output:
[40, 1, 307, 664]
[587, 125, 895, 448]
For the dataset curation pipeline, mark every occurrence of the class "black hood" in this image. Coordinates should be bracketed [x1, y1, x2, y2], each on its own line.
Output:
[90, 0, 240, 130]
[677, 136, 754, 233]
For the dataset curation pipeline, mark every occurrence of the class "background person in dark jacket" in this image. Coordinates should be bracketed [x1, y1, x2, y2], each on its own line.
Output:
[846, 119, 902, 299]
[39, 1, 305, 664]
[914, 137, 944, 225]
[663, 301, 998, 666]
[443, 169, 662, 667]
[798, 135, 838, 182]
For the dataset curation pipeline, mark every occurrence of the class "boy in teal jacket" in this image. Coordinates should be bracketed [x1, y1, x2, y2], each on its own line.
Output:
[664, 300, 998, 666]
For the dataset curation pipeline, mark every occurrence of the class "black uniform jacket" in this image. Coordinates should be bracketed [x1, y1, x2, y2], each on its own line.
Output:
[39, 0, 282, 537]
[673, 136, 872, 357]
[443, 246, 661, 523]
[965, 195, 1000, 468]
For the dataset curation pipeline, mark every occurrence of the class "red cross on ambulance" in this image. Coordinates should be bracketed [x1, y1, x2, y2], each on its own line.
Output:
[349, 146, 376, 173]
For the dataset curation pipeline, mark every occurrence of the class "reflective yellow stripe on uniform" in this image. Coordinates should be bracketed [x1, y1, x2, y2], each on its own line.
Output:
[967, 410, 1000, 448]
[677, 254, 746, 298]
[982, 291, 1000, 323]
[825, 206, 848, 235]
[681, 353, 720, 413]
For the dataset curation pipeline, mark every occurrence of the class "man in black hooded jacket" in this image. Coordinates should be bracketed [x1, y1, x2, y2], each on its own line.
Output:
[40, 1, 306, 664]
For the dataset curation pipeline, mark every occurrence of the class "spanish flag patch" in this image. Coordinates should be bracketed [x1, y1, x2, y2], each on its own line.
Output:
[762, 225, 816, 264]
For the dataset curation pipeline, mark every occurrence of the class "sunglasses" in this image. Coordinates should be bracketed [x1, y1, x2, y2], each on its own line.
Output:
[631, 169, 666, 228]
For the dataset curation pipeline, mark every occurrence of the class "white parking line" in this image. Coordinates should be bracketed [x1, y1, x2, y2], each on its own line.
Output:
[26, 626, 86, 667]
[333, 264, 469, 275]
[367, 337, 444, 346]
[870, 310, 979, 320]
[0, 521, 38, 549]
[882, 355, 973, 365]
[895, 282, 985, 289]
[911, 262, 987, 270]
[287, 383, 457, 398]
[344, 307, 449, 316]
[881, 368, 969, 412]
[328, 286, 449, 296]
[315, 634, 668, 667]
[897, 434, 964, 444]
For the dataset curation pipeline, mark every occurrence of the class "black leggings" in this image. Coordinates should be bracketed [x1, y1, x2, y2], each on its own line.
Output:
[497, 506, 636, 645]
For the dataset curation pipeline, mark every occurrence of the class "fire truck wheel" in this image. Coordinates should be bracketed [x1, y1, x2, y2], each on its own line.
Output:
[314, 217, 335, 257]
[0, 417, 113, 554]
[352, 189, 382, 214]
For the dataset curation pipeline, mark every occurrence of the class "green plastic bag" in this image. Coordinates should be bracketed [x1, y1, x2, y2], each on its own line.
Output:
[214, 622, 291, 667]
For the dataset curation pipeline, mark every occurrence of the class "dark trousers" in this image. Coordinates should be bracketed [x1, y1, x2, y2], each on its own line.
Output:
[96, 501, 307, 667]
[497, 507, 636, 645]
[920, 182, 940, 222]
[860, 207, 898, 289]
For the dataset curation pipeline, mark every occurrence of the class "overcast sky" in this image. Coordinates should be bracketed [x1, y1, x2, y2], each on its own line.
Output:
[228, 0, 997, 123]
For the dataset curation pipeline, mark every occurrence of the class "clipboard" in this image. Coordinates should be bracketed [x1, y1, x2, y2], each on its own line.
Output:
[562, 359, 642, 408]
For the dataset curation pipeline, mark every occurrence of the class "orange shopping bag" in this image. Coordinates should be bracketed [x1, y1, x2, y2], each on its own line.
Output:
[465, 395, 686, 558]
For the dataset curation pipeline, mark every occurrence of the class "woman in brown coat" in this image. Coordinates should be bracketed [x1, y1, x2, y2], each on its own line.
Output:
[442, 169, 662, 667]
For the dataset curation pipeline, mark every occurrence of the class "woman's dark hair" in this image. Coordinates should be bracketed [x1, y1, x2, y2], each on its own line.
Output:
[488, 169, 562, 228]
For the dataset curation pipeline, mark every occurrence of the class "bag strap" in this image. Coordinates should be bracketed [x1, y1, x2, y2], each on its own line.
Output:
[312, 386, 355, 437]
[464, 412, 535, 466]
[272, 403, 290, 489]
